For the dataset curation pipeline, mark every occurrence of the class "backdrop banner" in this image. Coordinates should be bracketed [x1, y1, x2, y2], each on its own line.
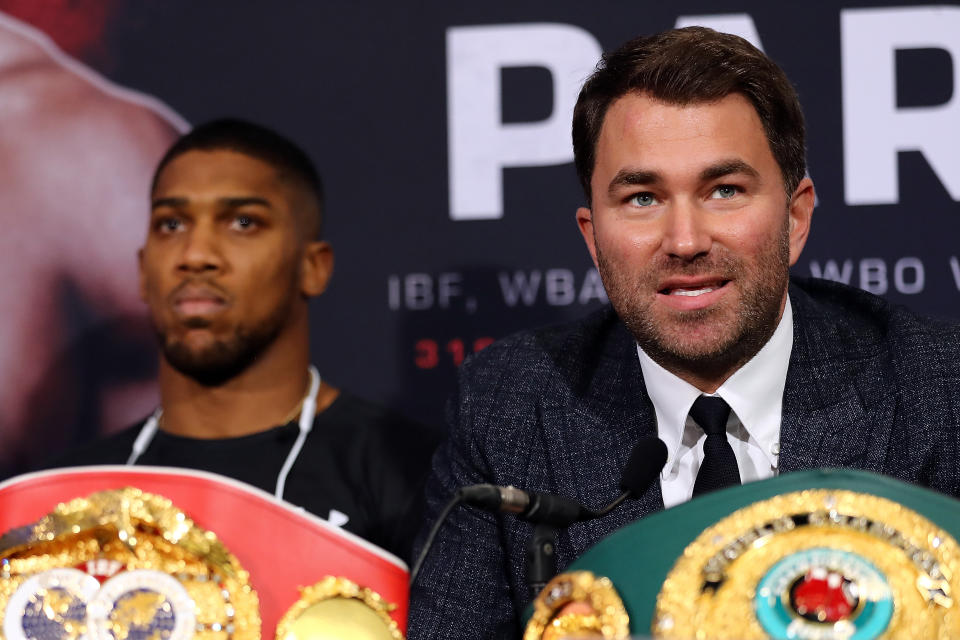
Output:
[0, 1, 957, 474]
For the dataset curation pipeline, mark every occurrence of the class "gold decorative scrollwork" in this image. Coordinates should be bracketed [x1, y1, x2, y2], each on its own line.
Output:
[0, 487, 260, 640]
[654, 490, 960, 639]
[524, 571, 630, 640]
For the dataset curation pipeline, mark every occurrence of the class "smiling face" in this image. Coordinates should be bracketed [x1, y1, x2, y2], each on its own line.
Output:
[577, 92, 813, 390]
[141, 149, 330, 385]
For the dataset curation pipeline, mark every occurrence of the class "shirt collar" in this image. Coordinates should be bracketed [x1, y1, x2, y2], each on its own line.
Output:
[636, 296, 794, 478]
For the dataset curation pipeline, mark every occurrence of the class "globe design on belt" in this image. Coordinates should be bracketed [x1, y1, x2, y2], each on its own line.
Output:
[3, 569, 101, 640]
[6, 568, 207, 640]
[101, 589, 177, 640]
[86, 571, 197, 640]
[20, 588, 88, 640]
[754, 548, 893, 639]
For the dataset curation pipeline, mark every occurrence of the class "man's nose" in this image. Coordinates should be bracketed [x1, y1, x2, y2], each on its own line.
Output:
[661, 200, 712, 260]
[178, 222, 223, 273]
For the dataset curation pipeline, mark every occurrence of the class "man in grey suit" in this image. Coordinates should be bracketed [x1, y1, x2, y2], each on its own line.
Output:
[409, 27, 960, 638]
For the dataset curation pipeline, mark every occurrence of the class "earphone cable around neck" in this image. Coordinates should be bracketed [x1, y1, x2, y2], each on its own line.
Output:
[126, 365, 321, 502]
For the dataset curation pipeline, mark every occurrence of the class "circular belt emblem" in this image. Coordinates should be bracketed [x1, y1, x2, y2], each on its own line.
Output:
[3, 568, 101, 640]
[754, 548, 893, 639]
[4, 569, 197, 640]
[523, 571, 629, 640]
[88, 570, 197, 640]
[275, 576, 403, 640]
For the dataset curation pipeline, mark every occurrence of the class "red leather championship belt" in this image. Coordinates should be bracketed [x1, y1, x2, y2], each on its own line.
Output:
[0, 466, 408, 640]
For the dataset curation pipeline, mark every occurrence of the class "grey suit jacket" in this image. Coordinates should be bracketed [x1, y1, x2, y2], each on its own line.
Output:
[408, 278, 960, 639]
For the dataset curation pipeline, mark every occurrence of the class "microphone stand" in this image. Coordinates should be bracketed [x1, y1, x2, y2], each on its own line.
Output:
[522, 437, 669, 596]
[526, 523, 557, 599]
[523, 490, 628, 598]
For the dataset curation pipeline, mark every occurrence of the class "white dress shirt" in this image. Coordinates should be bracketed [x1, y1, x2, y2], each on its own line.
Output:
[637, 297, 793, 508]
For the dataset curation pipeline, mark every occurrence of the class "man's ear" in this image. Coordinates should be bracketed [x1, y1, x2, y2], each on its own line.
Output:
[576, 207, 599, 269]
[787, 177, 815, 267]
[300, 241, 334, 297]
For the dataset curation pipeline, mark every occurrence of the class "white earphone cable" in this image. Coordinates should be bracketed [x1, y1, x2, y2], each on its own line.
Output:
[127, 365, 321, 503]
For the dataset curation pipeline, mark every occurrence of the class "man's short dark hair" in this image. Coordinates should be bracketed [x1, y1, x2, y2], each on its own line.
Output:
[572, 27, 806, 204]
[152, 118, 325, 238]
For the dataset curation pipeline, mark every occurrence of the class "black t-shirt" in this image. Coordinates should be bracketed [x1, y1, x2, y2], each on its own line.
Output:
[49, 393, 440, 563]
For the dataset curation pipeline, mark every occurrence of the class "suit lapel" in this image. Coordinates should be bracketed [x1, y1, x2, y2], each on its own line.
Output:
[779, 285, 878, 473]
[541, 314, 664, 558]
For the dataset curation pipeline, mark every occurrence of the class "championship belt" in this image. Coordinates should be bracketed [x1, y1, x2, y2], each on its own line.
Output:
[0, 467, 409, 640]
[522, 469, 960, 639]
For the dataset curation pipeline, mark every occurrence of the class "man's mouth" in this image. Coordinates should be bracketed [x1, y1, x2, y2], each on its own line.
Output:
[170, 283, 229, 318]
[659, 280, 729, 296]
[656, 278, 731, 310]
[666, 285, 721, 297]
[175, 298, 226, 316]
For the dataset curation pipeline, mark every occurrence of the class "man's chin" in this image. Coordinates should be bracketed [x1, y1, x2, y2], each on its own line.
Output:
[154, 308, 288, 387]
[646, 307, 733, 346]
[162, 341, 251, 387]
[629, 310, 746, 365]
[633, 306, 780, 383]
[645, 335, 741, 367]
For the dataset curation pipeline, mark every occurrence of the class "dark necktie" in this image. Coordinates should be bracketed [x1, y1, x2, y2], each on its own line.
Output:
[690, 395, 741, 496]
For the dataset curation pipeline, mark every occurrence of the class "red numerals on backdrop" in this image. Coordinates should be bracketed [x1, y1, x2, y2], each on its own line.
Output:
[414, 338, 495, 369]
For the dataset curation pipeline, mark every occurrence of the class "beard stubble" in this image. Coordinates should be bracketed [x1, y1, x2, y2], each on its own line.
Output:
[596, 216, 791, 384]
[155, 277, 299, 387]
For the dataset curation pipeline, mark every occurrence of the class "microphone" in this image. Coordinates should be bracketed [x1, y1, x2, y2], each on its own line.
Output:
[458, 436, 668, 525]
[597, 435, 669, 516]
[409, 436, 668, 585]
[621, 435, 669, 493]
[458, 484, 583, 527]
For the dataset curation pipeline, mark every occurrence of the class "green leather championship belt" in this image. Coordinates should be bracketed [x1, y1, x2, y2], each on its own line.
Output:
[523, 470, 960, 639]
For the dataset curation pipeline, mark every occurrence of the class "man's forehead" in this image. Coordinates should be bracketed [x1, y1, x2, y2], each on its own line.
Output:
[593, 93, 774, 183]
[600, 92, 763, 142]
[152, 149, 286, 198]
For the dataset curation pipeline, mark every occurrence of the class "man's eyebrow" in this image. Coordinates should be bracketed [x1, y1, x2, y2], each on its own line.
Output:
[700, 160, 760, 182]
[221, 196, 272, 208]
[151, 196, 187, 210]
[150, 196, 274, 210]
[607, 169, 661, 196]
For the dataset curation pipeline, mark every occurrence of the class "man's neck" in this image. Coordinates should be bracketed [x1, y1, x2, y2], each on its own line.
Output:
[156, 338, 337, 439]
[669, 355, 756, 394]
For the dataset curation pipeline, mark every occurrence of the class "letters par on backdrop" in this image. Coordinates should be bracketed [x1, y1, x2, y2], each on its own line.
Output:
[445, 6, 960, 221]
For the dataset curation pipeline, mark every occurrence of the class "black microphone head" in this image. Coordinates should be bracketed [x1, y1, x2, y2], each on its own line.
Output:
[619, 437, 668, 495]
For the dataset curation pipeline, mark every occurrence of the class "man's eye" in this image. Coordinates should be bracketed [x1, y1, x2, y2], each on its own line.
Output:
[710, 185, 740, 199]
[629, 192, 659, 207]
[230, 215, 258, 231]
[156, 217, 183, 233]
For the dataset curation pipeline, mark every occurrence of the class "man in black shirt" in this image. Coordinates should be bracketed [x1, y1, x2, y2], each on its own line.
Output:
[54, 119, 437, 561]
